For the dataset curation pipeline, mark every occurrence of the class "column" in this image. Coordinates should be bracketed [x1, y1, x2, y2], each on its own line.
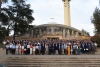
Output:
[68, 2, 71, 26]
[64, 0, 69, 26]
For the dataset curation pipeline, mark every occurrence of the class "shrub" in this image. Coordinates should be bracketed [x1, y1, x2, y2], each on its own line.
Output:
[0, 44, 3, 47]
[91, 34, 100, 45]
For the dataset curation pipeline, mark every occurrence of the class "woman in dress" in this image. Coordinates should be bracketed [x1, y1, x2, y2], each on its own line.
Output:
[45, 43, 48, 54]
[30, 43, 33, 55]
[21, 44, 24, 55]
[15, 43, 19, 54]
[18, 43, 22, 54]
[70, 44, 73, 55]
[33, 45, 36, 55]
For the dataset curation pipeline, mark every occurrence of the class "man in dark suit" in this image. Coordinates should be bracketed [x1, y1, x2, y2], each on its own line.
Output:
[58, 43, 61, 55]
[55, 43, 59, 55]
[52, 43, 55, 55]
[88, 42, 91, 54]
[41, 42, 45, 55]
[81, 43, 85, 54]
[85, 43, 89, 54]
[48, 43, 51, 55]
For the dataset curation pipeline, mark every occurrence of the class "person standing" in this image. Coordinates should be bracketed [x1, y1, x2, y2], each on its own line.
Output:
[55, 43, 58, 55]
[61, 43, 64, 55]
[2, 40, 6, 49]
[81, 43, 85, 54]
[41, 42, 45, 55]
[15, 43, 19, 54]
[27, 43, 30, 55]
[24, 43, 27, 54]
[30, 44, 33, 55]
[9, 42, 12, 53]
[12, 43, 16, 54]
[91, 42, 95, 54]
[73, 43, 76, 55]
[6, 43, 10, 54]
[33, 45, 36, 55]
[19, 43, 22, 55]
[58, 43, 61, 55]
[85, 43, 89, 54]
[88, 42, 91, 54]
[22, 44, 24, 55]
[38, 43, 41, 55]
[64, 42, 67, 55]
[52, 43, 55, 55]
[94, 42, 97, 52]
[35, 44, 39, 55]
[48, 43, 51, 55]
[45, 43, 48, 54]
[70, 44, 73, 55]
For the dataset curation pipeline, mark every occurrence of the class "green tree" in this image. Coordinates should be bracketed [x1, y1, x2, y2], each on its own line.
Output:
[0, 26, 9, 43]
[0, 0, 34, 41]
[0, 0, 8, 13]
[91, 7, 100, 34]
[81, 29, 90, 36]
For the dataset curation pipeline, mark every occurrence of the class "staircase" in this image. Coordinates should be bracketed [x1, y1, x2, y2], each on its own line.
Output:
[0, 56, 100, 67]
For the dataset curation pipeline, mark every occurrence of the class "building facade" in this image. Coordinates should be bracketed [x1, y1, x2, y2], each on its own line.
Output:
[22, 24, 88, 40]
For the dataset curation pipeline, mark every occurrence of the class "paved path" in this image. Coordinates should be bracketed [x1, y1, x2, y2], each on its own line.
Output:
[0, 55, 100, 57]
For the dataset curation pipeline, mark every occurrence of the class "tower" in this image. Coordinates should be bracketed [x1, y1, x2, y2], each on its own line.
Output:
[62, 0, 71, 26]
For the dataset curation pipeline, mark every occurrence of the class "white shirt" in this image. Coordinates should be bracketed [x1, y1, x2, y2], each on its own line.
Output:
[3, 41, 6, 45]
[10, 44, 12, 48]
[64, 44, 67, 49]
[27, 45, 30, 48]
[94, 43, 97, 46]
[22, 46, 24, 49]
[36, 46, 38, 49]
[16, 45, 19, 49]
[6, 45, 10, 49]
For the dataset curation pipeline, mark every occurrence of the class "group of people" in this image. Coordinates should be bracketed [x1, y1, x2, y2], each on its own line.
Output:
[2, 39, 97, 55]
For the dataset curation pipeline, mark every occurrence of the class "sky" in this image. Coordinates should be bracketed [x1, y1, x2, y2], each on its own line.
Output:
[1, 0, 99, 36]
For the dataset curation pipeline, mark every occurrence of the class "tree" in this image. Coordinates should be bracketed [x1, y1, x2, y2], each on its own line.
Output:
[0, 26, 9, 43]
[0, 0, 8, 13]
[0, 0, 34, 41]
[81, 29, 90, 36]
[91, 7, 100, 34]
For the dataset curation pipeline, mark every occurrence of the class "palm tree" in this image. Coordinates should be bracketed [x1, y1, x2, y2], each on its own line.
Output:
[0, 0, 8, 13]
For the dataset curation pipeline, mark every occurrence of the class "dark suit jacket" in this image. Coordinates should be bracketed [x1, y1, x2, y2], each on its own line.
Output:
[58, 46, 61, 50]
[51, 45, 55, 50]
[55, 45, 59, 50]
[41, 44, 45, 50]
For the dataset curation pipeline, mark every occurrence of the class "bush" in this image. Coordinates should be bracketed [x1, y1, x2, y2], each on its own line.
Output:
[0, 44, 3, 47]
[91, 34, 100, 45]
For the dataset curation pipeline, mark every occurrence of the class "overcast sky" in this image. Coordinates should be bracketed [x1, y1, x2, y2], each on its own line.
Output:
[2, 0, 99, 36]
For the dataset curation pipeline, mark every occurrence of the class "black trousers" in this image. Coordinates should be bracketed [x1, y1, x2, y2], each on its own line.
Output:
[10, 48, 12, 53]
[27, 48, 30, 54]
[58, 50, 61, 55]
[52, 49, 55, 55]
[49, 49, 51, 55]
[12, 49, 15, 54]
[35, 49, 39, 55]
[6, 48, 9, 54]
[42, 50, 45, 55]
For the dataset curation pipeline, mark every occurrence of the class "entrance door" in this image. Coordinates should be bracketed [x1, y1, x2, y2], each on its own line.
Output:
[52, 38, 59, 40]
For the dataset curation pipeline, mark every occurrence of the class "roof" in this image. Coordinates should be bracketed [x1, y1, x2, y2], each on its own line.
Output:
[33, 24, 87, 36]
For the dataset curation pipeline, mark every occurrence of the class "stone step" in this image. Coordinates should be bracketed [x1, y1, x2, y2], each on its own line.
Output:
[1, 62, 100, 65]
[6, 66, 100, 67]
[0, 60, 100, 63]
